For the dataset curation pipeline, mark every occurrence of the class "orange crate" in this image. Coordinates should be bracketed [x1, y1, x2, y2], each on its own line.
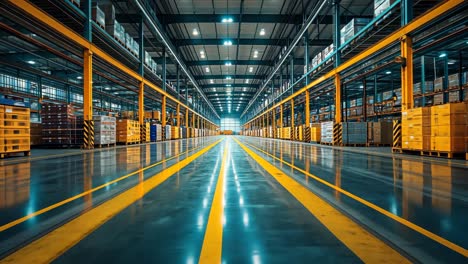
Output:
[4, 137, 30, 146]
[3, 113, 29, 122]
[0, 128, 30, 137]
[3, 106, 30, 115]
[3, 120, 30, 128]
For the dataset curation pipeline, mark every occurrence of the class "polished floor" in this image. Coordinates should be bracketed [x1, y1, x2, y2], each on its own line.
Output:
[0, 136, 467, 263]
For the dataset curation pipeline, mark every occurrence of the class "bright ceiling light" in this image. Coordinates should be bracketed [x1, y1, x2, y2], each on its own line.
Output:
[223, 40, 233, 46]
[192, 28, 199, 36]
[205, 67, 210, 73]
[439, 53, 447, 58]
[248, 67, 253, 73]
[221, 17, 234, 23]
[259, 28, 266, 36]
[26, 60, 36, 65]
[245, 79, 249, 84]
[253, 50, 259, 58]
[226, 76, 232, 80]
[226, 84, 232, 87]
[105, 87, 111, 90]
[242, 93, 245, 96]
[200, 54, 206, 59]
[210, 79, 214, 84]
[77, 76, 83, 79]
[385, 71, 391, 75]
[225, 62, 232, 66]
[200, 50, 205, 55]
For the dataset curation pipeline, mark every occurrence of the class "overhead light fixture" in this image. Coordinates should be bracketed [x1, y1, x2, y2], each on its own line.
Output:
[105, 87, 111, 90]
[221, 17, 234, 23]
[226, 76, 232, 80]
[223, 40, 233, 46]
[242, 93, 245, 96]
[259, 28, 266, 36]
[205, 67, 210, 73]
[359, 85, 364, 88]
[439, 53, 447, 58]
[192, 28, 199, 36]
[226, 84, 232, 87]
[77, 76, 83, 80]
[448, 60, 456, 65]
[26, 60, 36, 65]
[249, 66, 253, 73]
[210, 79, 214, 84]
[225, 62, 232, 66]
[245, 79, 249, 84]
[386, 71, 391, 75]
[253, 50, 259, 58]
[114, 92, 119, 95]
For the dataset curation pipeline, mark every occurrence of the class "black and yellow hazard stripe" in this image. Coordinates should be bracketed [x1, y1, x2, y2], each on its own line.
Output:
[333, 122, 342, 146]
[83, 120, 94, 149]
[304, 126, 311, 142]
[140, 123, 146, 143]
[392, 120, 402, 150]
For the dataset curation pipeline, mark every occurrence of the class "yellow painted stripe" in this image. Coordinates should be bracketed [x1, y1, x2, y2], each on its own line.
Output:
[199, 141, 229, 264]
[241, 139, 468, 257]
[0, 139, 222, 264]
[0, 141, 213, 233]
[233, 138, 410, 263]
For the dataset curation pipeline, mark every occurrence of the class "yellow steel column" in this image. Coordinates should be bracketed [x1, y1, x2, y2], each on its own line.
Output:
[305, 90, 310, 126]
[401, 35, 413, 111]
[334, 74, 342, 122]
[139, 81, 145, 143]
[83, 48, 94, 149]
[192, 112, 195, 129]
[176, 103, 180, 127]
[162, 95, 166, 127]
[280, 104, 283, 128]
[185, 108, 189, 127]
[291, 99, 295, 140]
[272, 109, 276, 138]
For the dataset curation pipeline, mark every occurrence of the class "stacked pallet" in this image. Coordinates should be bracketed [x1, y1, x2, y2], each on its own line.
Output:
[171, 126, 179, 139]
[94, 116, 116, 146]
[282, 127, 291, 139]
[0, 105, 30, 158]
[165, 125, 172, 140]
[150, 124, 162, 142]
[30, 123, 42, 146]
[367, 121, 393, 145]
[116, 119, 139, 144]
[320, 121, 334, 144]
[311, 124, 321, 143]
[41, 104, 81, 145]
[402, 107, 431, 150]
[430, 102, 466, 153]
[342, 122, 367, 145]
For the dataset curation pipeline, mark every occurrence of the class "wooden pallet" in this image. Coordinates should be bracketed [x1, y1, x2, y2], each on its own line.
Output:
[0, 150, 30, 159]
[367, 143, 391, 147]
[341, 143, 367, 147]
[394, 148, 466, 159]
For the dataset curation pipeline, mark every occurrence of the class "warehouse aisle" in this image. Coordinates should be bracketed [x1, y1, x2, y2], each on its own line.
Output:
[1, 136, 467, 263]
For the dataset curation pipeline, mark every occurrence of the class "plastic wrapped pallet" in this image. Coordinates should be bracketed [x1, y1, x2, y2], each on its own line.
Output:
[374, 0, 396, 17]
[321, 121, 334, 143]
[434, 77, 444, 92]
[94, 116, 116, 145]
[92, 3, 105, 28]
[342, 122, 367, 144]
[165, 125, 172, 140]
[340, 18, 371, 45]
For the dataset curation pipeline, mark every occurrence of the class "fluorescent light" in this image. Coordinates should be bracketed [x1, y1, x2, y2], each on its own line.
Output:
[242, 93, 245, 96]
[226, 84, 232, 87]
[105, 87, 111, 90]
[210, 79, 214, 84]
[200, 50, 205, 54]
[253, 50, 259, 58]
[192, 28, 199, 36]
[77, 76, 83, 79]
[249, 67, 253, 73]
[221, 17, 233, 23]
[226, 76, 232, 80]
[225, 62, 232, 66]
[439, 53, 447, 58]
[205, 67, 210, 73]
[26, 60, 36, 65]
[223, 40, 233, 46]
[245, 79, 249, 84]
[259, 28, 266, 36]
[385, 71, 391, 75]
[200, 54, 206, 59]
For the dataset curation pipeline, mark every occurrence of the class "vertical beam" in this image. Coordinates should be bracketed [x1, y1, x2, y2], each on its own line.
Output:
[138, 15, 144, 76]
[192, 112, 195, 129]
[185, 108, 189, 127]
[176, 103, 180, 127]
[362, 79, 367, 122]
[83, 0, 92, 41]
[162, 95, 167, 127]
[272, 109, 276, 138]
[333, 0, 341, 67]
[401, 35, 413, 111]
[421, 56, 426, 106]
[305, 90, 310, 126]
[304, 31, 309, 85]
[162, 48, 167, 91]
[83, 48, 93, 149]
[401, 0, 414, 26]
[280, 104, 283, 128]
[291, 99, 295, 128]
[176, 65, 180, 100]
[334, 73, 342, 122]
[290, 56, 294, 94]
[139, 82, 145, 142]
[443, 55, 449, 104]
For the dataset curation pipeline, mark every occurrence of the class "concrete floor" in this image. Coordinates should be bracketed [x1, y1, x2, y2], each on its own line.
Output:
[0, 136, 466, 263]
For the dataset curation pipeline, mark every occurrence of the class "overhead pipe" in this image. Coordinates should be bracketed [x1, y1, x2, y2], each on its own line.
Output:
[241, 0, 329, 118]
[133, 0, 220, 119]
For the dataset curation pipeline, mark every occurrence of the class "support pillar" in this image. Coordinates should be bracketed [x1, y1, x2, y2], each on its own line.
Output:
[176, 103, 180, 127]
[162, 95, 167, 139]
[334, 74, 342, 123]
[83, 48, 94, 149]
[139, 81, 145, 143]
[305, 90, 310, 126]
[401, 35, 413, 111]
[162, 48, 167, 91]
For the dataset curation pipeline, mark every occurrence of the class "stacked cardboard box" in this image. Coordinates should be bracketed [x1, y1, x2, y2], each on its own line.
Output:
[367, 121, 393, 145]
[374, 0, 396, 17]
[448, 73, 460, 89]
[116, 119, 139, 144]
[340, 18, 371, 45]
[311, 123, 321, 143]
[41, 104, 81, 145]
[430, 102, 466, 152]
[165, 125, 172, 140]
[282, 127, 291, 139]
[321, 121, 334, 143]
[342, 122, 367, 144]
[449, 90, 462, 103]
[434, 77, 444, 92]
[91, 3, 105, 28]
[171, 126, 179, 139]
[0, 105, 30, 155]
[402, 107, 431, 150]
[94, 116, 116, 145]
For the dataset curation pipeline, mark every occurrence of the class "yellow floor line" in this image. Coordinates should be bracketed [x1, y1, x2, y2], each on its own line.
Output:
[233, 138, 410, 263]
[0, 141, 211, 233]
[199, 141, 229, 264]
[0, 139, 223, 264]
[241, 139, 468, 257]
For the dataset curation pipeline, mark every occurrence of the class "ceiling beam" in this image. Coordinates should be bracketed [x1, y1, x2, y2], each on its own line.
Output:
[152, 14, 373, 25]
[173, 38, 332, 47]
[201, 84, 259, 89]
[186, 59, 305, 66]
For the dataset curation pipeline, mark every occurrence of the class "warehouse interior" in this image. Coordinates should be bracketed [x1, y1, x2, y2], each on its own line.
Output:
[0, 0, 467, 263]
